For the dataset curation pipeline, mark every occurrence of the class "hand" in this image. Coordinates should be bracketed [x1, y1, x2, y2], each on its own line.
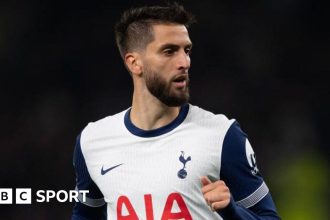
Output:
[201, 176, 231, 211]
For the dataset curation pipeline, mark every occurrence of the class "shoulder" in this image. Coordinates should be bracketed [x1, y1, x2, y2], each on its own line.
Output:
[187, 104, 235, 133]
[80, 108, 128, 145]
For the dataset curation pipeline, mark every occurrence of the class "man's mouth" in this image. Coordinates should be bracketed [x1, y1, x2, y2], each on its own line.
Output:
[172, 75, 188, 88]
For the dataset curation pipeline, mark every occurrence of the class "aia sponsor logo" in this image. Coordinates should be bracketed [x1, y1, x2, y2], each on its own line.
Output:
[117, 193, 192, 220]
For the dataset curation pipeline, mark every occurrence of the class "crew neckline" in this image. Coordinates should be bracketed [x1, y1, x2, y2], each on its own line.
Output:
[124, 103, 189, 138]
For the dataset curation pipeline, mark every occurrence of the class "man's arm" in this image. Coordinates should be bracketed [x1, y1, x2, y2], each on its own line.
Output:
[72, 134, 107, 220]
[202, 121, 280, 219]
[219, 194, 279, 219]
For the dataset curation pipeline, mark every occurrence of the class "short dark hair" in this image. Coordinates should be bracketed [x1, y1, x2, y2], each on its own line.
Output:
[115, 3, 195, 58]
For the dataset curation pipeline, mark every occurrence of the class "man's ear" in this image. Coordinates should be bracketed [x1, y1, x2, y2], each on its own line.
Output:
[125, 52, 143, 76]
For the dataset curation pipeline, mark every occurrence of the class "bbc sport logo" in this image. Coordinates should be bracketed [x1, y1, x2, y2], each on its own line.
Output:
[0, 188, 88, 204]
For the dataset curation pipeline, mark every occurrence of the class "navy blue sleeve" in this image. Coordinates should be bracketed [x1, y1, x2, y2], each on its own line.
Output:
[218, 121, 280, 219]
[72, 134, 107, 220]
[72, 203, 107, 220]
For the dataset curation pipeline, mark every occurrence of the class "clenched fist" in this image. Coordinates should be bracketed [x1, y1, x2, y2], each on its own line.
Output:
[201, 176, 231, 211]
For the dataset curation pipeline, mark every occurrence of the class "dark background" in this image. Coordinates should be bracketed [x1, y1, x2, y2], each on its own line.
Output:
[0, 0, 329, 219]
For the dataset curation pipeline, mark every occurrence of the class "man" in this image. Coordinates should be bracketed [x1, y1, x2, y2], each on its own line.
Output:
[72, 3, 280, 220]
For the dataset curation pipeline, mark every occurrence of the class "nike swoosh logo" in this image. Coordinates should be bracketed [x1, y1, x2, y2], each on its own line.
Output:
[101, 163, 123, 175]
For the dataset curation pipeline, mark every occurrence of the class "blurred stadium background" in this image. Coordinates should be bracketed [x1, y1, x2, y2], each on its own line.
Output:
[0, 0, 329, 219]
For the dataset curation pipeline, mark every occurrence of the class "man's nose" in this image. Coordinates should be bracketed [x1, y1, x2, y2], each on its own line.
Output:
[177, 51, 191, 71]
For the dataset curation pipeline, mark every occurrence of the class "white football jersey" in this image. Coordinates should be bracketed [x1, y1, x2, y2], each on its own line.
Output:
[73, 104, 269, 219]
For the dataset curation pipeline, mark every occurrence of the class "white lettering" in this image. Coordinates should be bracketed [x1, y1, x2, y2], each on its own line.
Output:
[36, 190, 89, 203]
[36, 190, 45, 202]
[79, 190, 89, 202]
[70, 190, 79, 202]
[56, 190, 68, 202]
[46, 190, 56, 202]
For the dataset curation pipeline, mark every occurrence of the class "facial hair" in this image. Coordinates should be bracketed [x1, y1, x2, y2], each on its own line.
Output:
[144, 66, 190, 107]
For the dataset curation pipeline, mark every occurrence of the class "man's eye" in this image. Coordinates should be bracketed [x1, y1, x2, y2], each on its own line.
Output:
[163, 49, 174, 55]
[185, 48, 192, 55]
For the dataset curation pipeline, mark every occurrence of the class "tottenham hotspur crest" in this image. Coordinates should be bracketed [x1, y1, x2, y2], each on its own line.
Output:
[177, 151, 191, 179]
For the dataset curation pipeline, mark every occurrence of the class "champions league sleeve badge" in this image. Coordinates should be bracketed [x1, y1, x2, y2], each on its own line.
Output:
[245, 139, 259, 175]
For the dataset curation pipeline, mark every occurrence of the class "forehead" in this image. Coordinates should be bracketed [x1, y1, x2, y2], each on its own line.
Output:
[149, 24, 191, 47]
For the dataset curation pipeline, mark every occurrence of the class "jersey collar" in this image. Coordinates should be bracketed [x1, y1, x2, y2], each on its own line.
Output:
[124, 103, 189, 138]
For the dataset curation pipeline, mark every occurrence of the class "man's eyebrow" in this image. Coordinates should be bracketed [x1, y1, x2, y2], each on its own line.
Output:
[158, 43, 193, 51]
[159, 44, 180, 51]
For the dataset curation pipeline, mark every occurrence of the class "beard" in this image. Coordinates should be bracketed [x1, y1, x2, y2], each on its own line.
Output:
[144, 66, 190, 107]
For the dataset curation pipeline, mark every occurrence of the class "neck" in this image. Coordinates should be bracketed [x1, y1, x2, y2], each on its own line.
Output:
[130, 90, 180, 130]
